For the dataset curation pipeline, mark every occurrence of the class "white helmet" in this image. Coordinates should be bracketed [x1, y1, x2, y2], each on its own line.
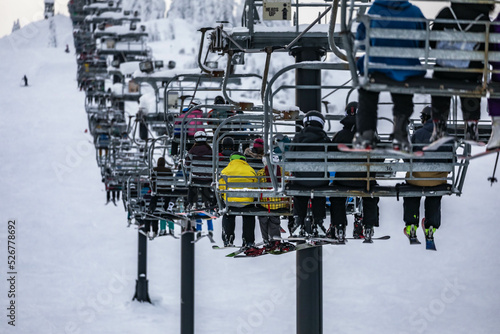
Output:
[194, 131, 207, 142]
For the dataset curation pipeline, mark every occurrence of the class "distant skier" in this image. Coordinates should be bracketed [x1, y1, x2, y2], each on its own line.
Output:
[22, 75, 28, 86]
[65, 44, 70, 53]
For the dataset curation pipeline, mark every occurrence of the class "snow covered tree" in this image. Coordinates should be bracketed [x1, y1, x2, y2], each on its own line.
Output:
[11, 19, 20, 33]
[123, 0, 166, 22]
[167, 0, 239, 28]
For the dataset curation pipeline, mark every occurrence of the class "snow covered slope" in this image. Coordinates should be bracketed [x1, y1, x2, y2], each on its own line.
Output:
[1, 15, 500, 334]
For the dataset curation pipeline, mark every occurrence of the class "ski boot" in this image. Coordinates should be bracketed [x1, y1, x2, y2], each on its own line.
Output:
[148, 231, 157, 240]
[353, 216, 364, 239]
[289, 216, 303, 236]
[334, 225, 346, 244]
[392, 115, 411, 153]
[363, 226, 374, 244]
[353, 130, 377, 149]
[465, 120, 479, 142]
[316, 219, 327, 234]
[311, 219, 325, 237]
[325, 224, 335, 239]
[223, 234, 235, 248]
[404, 224, 421, 245]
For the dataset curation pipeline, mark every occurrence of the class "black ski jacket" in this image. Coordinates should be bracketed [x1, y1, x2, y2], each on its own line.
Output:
[290, 126, 331, 188]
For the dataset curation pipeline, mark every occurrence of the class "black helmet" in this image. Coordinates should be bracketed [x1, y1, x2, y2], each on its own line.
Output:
[421, 106, 431, 117]
[222, 136, 234, 149]
[303, 110, 325, 128]
[420, 106, 432, 123]
[214, 95, 225, 105]
[341, 101, 358, 126]
[344, 101, 358, 117]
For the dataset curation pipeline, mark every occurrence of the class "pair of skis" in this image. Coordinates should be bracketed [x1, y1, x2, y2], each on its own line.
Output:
[224, 235, 391, 258]
[404, 219, 436, 251]
[338, 136, 491, 158]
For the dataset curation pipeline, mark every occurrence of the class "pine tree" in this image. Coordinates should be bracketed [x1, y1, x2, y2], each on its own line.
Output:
[11, 19, 20, 33]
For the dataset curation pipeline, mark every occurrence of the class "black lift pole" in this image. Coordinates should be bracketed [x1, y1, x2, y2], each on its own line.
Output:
[181, 219, 195, 334]
[133, 219, 151, 303]
[292, 47, 325, 334]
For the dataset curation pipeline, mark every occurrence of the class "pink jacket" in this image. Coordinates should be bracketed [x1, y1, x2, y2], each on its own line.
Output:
[174, 109, 205, 136]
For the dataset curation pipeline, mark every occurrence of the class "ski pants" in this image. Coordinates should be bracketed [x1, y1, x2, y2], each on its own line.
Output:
[139, 219, 158, 233]
[258, 215, 281, 243]
[432, 72, 481, 121]
[149, 195, 175, 213]
[293, 196, 326, 221]
[330, 196, 379, 228]
[222, 213, 256, 246]
[403, 196, 442, 229]
[431, 95, 481, 121]
[187, 186, 215, 207]
[357, 87, 414, 134]
[196, 219, 213, 232]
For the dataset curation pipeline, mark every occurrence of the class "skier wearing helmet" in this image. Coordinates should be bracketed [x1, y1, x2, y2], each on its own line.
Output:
[329, 102, 380, 243]
[289, 110, 331, 236]
[186, 131, 216, 237]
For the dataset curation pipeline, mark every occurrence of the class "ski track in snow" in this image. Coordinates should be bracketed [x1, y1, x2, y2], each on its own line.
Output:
[0, 15, 500, 334]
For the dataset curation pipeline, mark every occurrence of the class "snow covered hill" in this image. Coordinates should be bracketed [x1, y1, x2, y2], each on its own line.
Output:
[1, 14, 500, 334]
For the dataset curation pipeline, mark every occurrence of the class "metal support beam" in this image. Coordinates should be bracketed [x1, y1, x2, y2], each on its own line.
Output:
[181, 221, 195, 334]
[133, 222, 151, 303]
[293, 47, 324, 115]
[293, 47, 324, 334]
[296, 246, 323, 334]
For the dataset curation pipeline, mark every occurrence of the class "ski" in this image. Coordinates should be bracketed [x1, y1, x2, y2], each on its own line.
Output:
[225, 242, 266, 257]
[212, 244, 239, 250]
[422, 136, 455, 151]
[421, 219, 437, 251]
[424, 136, 485, 152]
[457, 147, 500, 160]
[346, 235, 391, 240]
[192, 234, 207, 243]
[178, 211, 218, 220]
[206, 233, 216, 244]
[425, 238, 437, 251]
[338, 143, 423, 158]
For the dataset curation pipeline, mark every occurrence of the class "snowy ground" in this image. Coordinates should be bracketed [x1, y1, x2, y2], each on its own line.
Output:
[1, 15, 500, 334]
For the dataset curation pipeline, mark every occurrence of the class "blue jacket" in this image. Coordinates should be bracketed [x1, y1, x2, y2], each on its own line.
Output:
[411, 120, 433, 144]
[356, 0, 426, 82]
